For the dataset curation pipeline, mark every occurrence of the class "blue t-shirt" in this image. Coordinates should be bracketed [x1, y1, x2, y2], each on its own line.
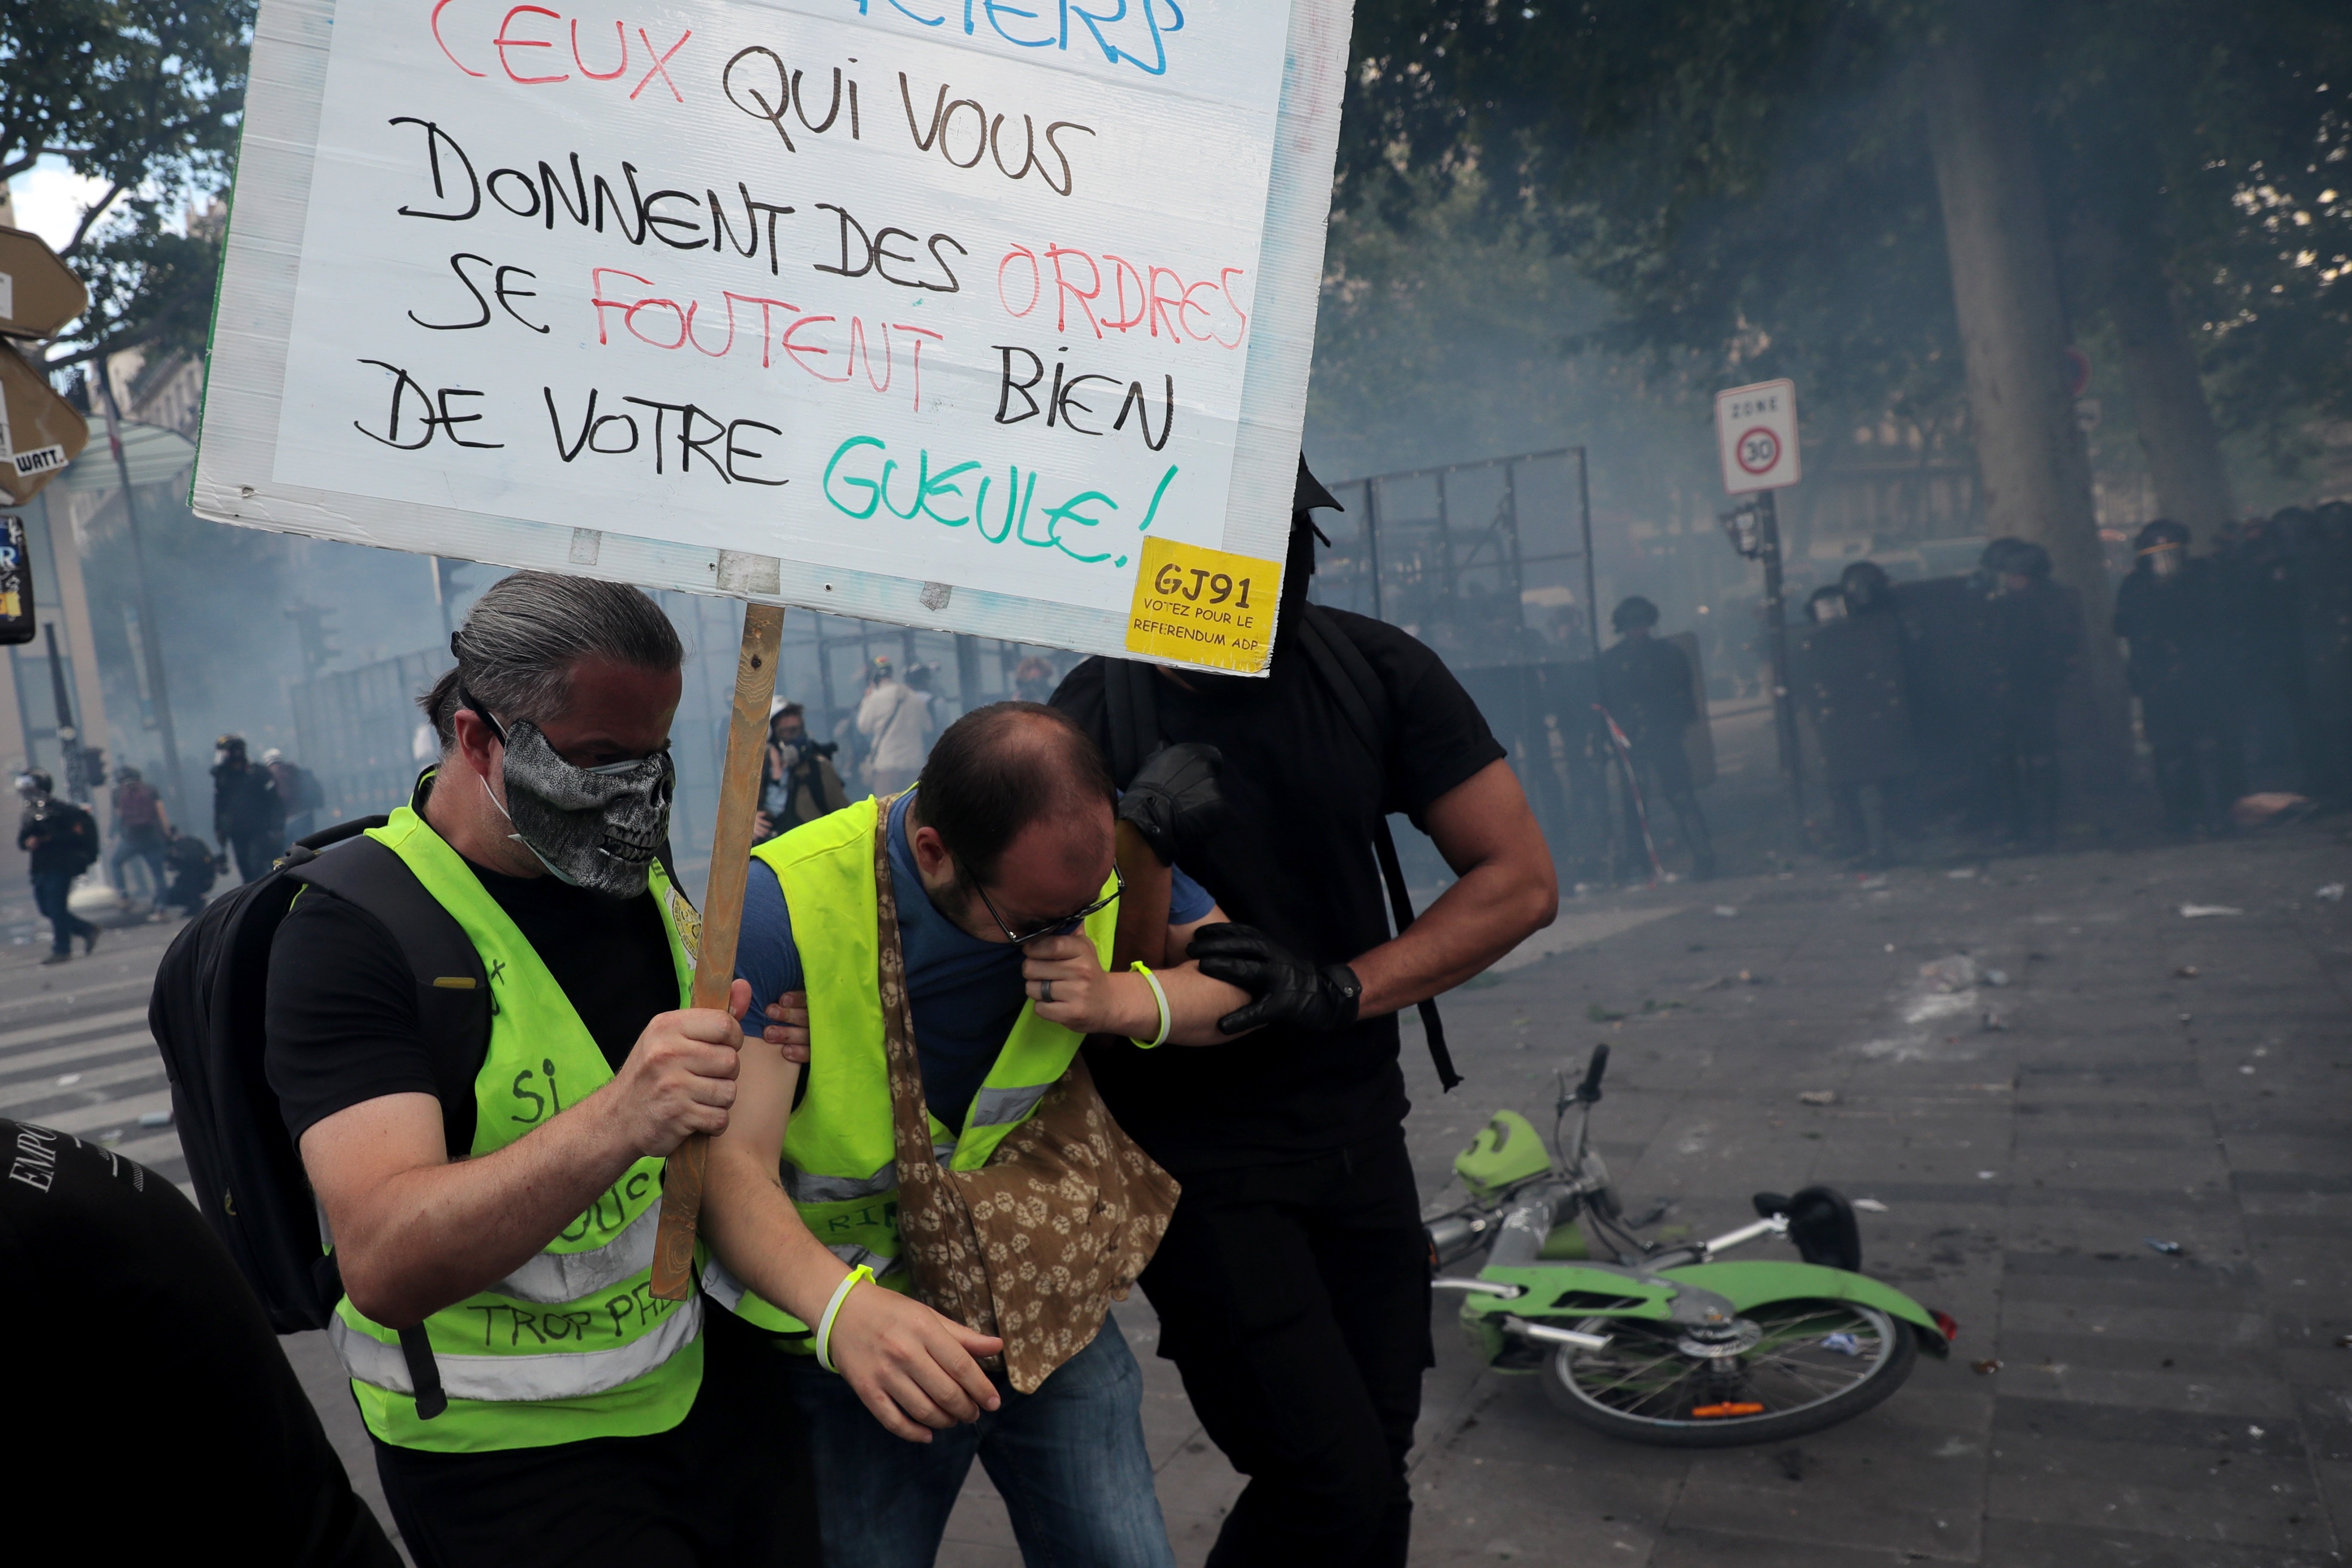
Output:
[734, 792, 1214, 1132]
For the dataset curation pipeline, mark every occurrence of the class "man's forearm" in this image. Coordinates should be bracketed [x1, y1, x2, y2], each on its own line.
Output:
[703, 1140, 860, 1327]
[1351, 858, 1553, 1018]
[331, 1092, 650, 1327]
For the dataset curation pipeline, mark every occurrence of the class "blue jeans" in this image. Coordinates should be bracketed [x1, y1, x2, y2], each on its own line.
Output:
[787, 1312, 1175, 1568]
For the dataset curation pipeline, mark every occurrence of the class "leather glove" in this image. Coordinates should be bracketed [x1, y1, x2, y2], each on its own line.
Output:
[1118, 742, 1226, 866]
[1187, 922, 1363, 1035]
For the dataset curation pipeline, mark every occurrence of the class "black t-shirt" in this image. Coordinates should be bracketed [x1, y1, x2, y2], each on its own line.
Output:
[266, 846, 681, 1156]
[1052, 607, 1505, 1174]
[3, 1118, 400, 1565]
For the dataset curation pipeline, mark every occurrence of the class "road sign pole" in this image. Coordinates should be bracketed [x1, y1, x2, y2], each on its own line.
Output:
[98, 379, 187, 816]
[1757, 490, 1805, 830]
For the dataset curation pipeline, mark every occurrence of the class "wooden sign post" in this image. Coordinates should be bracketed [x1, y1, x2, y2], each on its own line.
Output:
[651, 602, 786, 1301]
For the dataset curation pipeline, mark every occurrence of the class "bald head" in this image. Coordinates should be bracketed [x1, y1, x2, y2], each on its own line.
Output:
[911, 701, 1115, 891]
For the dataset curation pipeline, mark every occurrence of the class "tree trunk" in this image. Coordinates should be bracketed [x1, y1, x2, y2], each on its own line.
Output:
[2103, 235, 2237, 532]
[1921, 17, 2131, 765]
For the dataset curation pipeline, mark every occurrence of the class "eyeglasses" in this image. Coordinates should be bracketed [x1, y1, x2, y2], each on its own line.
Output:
[972, 866, 1123, 946]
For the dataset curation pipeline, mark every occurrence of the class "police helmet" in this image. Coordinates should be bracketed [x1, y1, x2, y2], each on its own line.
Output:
[2135, 519, 2191, 554]
[1840, 561, 1893, 612]
[1611, 596, 1660, 633]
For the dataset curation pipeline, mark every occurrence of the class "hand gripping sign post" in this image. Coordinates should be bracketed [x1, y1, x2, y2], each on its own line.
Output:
[193, 0, 1357, 1295]
[1712, 378, 1805, 827]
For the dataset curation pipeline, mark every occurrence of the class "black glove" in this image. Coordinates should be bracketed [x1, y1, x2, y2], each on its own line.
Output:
[1118, 742, 1226, 865]
[1188, 922, 1362, 1035]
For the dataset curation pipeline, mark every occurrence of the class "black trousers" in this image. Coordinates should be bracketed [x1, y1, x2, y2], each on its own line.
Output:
[1140, 1131, 1433, 1568]
[373, 1307, 821, 1568]
[230, 829, 280, 883]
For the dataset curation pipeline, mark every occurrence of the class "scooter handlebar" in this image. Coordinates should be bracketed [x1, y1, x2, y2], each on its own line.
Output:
[1577, 1044, 1611, 1103]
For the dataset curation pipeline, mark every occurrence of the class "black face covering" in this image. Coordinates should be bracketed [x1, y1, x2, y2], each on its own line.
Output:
[485, 718, 674, 898]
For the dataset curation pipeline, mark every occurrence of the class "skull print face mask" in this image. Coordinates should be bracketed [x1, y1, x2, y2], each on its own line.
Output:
[471, 697, 674, 897]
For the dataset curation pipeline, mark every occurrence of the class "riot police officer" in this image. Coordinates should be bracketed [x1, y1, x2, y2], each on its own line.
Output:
[1978, 539, 2079, 848]
[2115, 520, 2239, 833]
[1599, 597, 1716, 880]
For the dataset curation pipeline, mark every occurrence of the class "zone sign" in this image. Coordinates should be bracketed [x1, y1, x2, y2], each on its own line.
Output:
[1714, 379, 1801, 495]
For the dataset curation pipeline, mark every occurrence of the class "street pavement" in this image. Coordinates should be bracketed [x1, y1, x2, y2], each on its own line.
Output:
[8, 812, 2349, 1567]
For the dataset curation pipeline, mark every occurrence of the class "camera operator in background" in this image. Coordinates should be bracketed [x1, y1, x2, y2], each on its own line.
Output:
[1051, 459, 1558, 1568]
[18, 768, 100, 964]
[755, 699, 848, 843]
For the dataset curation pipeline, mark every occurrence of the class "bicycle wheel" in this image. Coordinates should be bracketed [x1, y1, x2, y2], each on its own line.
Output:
[1540, 1297, 1917, 1447]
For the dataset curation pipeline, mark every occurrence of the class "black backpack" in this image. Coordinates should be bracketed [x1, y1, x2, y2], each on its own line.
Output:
[149, 818, 490, 1418]
[1100, 603, 1460, 1091]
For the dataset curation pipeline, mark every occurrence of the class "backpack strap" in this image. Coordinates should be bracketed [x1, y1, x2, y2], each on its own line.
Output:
[1102, 658, 1161, 787]
[284, 830, 485, 1421]
[1294, 607, 1461, 1093]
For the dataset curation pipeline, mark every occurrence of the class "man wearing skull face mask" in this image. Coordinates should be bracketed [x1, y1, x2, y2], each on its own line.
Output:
[262, 573, 813, 1568]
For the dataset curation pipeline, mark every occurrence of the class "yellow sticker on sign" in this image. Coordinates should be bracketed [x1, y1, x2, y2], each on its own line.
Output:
[1125, 536, 1282, 672]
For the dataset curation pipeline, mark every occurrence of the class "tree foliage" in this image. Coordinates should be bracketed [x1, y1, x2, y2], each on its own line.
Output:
[0, 0, 255, 365]
[1344, 0, 2352, 466]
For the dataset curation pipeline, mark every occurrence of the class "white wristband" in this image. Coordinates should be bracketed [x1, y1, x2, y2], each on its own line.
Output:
[816, 1264, 874, 1374]
[1129, 962, 1171, 1049]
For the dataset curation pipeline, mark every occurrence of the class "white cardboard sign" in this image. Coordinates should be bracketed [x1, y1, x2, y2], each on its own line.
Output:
[193, 0, 1354, 672]
[1713, 378, 1801, 495]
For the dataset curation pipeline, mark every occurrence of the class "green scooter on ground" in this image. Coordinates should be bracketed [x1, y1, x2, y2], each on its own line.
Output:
[1425, 1046, 1956, 1447]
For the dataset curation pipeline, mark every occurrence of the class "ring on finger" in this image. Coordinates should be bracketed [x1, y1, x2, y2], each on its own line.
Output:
[1039, 978, 1054, 1004]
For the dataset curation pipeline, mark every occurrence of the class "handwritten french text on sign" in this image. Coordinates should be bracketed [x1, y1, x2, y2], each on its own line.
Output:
[193, 0, 1355, 673]
[1713, 378, 1801, 496]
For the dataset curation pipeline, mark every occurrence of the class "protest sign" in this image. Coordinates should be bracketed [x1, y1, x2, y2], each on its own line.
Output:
[193, 0, 1355, 674]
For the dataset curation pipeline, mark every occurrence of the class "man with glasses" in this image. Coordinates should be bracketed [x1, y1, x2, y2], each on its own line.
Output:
[703, 700, 1248, 1568]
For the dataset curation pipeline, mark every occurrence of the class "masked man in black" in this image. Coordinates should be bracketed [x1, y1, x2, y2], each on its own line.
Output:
[1052, 460, 1558, 1568]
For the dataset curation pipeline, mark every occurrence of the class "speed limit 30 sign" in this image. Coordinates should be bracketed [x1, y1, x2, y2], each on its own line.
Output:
[1714, 379, 1801, 495]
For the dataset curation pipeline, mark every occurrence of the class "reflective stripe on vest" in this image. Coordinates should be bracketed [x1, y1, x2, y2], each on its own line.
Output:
[332, 802, 703, 1450]
[330, 1295, 703, 1403]
[719, 796, 1116, 1334]
[490, 1197, 664, 1305]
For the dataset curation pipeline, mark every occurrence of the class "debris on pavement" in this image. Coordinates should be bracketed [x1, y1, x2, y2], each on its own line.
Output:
[55, 1072, 81, 1086]
[2144, 1239, 2185, 1256]
[1983, 969, 2010, 987]
[1586, 1002, 1626, 1023]
[2230, 792, 2312, 827]
[1798, 1089, 1839, 1106]
[1976, 1170, 1997, 1180]
[1853, 1198, 1890, 1213]
[1713, 905, 1739, 918]
[1971, 1358, 2002, 1375]
[136, 1110, 172, 1128]
[2174, 965, 2199, 978]
[2319, 883, 2346, 903]
[2179, 904, 2244, 918]
[1946, 867, 1978, 879]
[1981, 1011, 2011, 1032]
[2334, 1334, 2352, 1349]
[1920, 955, 1978, 992]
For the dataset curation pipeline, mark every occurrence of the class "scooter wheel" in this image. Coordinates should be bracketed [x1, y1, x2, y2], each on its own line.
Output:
[1540, 1298, 1919, 1447]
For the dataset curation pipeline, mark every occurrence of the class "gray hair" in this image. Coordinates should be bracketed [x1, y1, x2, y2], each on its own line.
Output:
[421, 572, 683, 745]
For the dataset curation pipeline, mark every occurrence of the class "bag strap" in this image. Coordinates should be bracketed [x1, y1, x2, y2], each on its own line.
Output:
[1293, 608, 1461, 1093]
[283, 828, 484, 1421]
[871, 796, 1004, 1360]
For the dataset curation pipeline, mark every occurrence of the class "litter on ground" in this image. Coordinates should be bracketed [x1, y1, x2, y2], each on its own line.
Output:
[1797, 1090, 1838, 1106]
[2144, 1239, 2184, 1256]
[1853, 1198, 1890, 1213]
[2179, 904, 2244, 918]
